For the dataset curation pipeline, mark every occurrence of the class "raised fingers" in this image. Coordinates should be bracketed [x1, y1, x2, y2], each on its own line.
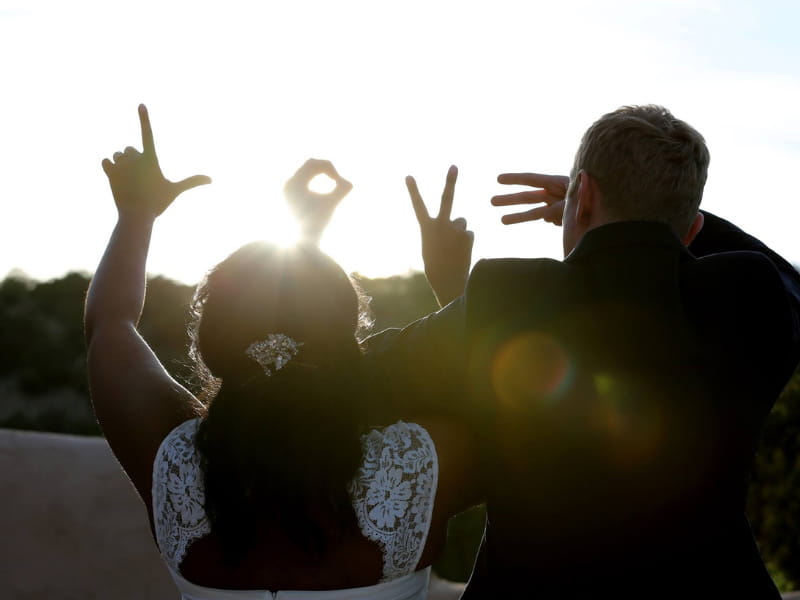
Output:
[501, 206, 552, 225]
[497, 172, 569, 192]
[109, 146, 141, 165]
[500, 202, 563, 225]
[491, 190, 561, 207]
[318, 162, 351, 199]
[296, 158, 332, 181]
[138, 104, 156, 157]
[406, 175, 430, 224]
[335, 176, 353, 196]
[329, 169, 353, 197]
[288, 159, 325, 190]
[173, 174, 213, 195]
[437, 165, 458, 220]
[314, 159, 340, 179]
[292, 159, 351, 198]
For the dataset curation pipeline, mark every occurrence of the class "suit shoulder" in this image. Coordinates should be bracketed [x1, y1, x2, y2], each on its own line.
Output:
[466, 258, 567, 323]
[688, 250, 800, 399]
[469, 257, 564, 292]
[689, 250, 786, 300]
[686, 250, 794, 346]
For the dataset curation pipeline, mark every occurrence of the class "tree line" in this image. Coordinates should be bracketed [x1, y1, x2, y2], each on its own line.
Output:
[0, 271, 796, 589]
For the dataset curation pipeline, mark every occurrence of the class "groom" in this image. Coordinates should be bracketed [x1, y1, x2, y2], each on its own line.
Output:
[366, 105, 800, 598]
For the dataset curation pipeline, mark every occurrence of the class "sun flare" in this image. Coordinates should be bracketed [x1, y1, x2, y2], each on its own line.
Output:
[308, 174, 337, 195]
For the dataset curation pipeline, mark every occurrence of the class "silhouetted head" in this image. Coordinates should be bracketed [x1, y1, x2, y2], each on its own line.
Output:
[563, 105, 709, 255]
[191, 241, 367, 382]
[189, 241, 371, 564]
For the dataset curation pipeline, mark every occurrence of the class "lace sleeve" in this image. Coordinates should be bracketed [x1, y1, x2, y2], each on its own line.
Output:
[348, 421, 439, 581]
[151, 418, 211, 573]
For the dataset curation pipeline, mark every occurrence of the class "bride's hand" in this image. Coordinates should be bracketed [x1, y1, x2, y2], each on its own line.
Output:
[284, 159, 353, 245]
[101, 104, 211, 219]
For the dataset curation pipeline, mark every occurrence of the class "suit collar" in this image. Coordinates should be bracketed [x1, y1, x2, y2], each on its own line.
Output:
[565, 220, 689, 263]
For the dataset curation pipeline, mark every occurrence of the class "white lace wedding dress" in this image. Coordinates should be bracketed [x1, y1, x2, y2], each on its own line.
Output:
[152, 419, 438, 600]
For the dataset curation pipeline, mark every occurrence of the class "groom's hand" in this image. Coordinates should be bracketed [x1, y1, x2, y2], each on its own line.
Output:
[491, 173, 569, 226]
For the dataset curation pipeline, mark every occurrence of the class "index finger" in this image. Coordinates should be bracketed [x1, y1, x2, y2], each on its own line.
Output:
[317, 161, 353, 197]
[305, 158, 335, 176]
[287, 159, 326, 189]
[491, 190, 561, 206]
[497, 172, 568, 191]
[405, 176, 430, 224]
[437, 165, 458, 220]
[138, 104, 156, 156]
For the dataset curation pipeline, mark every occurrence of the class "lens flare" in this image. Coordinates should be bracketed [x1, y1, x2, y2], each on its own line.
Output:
[591, 372, 665, 466]
[491, 332, 571, 408]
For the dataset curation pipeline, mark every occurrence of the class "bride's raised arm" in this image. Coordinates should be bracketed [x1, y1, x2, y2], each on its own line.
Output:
[84, 104, 210, 508]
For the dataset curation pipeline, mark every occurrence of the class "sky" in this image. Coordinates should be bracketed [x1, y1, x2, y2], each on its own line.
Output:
[2, 0, 800, 285]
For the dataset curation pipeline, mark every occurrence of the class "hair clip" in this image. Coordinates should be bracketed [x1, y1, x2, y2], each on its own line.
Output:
[245, 334, 303, 376]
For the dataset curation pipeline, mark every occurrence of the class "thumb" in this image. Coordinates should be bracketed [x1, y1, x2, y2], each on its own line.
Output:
[173, 174, 212, 195]
[337, 176, 353, 195]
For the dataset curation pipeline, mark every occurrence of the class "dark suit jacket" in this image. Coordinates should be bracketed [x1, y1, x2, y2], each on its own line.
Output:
[365, 213, 800, 599]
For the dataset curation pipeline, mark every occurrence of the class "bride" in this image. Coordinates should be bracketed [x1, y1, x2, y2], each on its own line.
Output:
[84, 105, 478, 599]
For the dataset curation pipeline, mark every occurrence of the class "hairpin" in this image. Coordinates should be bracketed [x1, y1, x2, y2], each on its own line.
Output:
[245, 333, 303, 376]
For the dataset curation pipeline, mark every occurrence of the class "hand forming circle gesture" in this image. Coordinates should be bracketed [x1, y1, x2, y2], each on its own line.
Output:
[406, 165, 474, 307]
[101, 105, 211, 218]
[284, 159, 353, 245]
[491, 173, 569, 226]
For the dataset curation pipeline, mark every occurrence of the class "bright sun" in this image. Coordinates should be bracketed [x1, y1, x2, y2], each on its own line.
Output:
[308, 174, 337, 195]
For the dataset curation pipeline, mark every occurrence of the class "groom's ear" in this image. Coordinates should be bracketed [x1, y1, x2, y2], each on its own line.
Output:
[682, 212, 704, 246]
[575, 170, 600, 227]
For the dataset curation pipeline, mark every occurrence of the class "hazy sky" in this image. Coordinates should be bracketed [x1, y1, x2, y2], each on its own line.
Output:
[3, 0, 799, 284]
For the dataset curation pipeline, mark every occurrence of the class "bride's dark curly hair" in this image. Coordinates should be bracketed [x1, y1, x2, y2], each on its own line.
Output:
[188, 241, 373, 565]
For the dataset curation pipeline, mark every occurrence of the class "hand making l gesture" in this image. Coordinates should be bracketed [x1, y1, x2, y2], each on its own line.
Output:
[284, 159, 353, 245]
[406, 165, 474, 307]
[101, 104, 211, 219]
[491, 172, 569, 226]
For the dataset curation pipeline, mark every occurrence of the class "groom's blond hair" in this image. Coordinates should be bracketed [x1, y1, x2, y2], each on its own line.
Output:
[572, 105, 710, 236]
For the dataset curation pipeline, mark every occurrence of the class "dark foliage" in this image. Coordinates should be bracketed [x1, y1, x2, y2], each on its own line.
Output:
[0, 273, 98, 434]
[748, 367, 800, 590]
[355, 271, 439, 333]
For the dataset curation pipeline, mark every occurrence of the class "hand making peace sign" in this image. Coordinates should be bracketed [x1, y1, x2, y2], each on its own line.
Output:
[101, 105, 211, 219]
[406, 165, 474, 307]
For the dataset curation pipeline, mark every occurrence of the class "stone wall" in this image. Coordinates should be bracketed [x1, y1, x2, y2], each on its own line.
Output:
[1, 428, 174, 599]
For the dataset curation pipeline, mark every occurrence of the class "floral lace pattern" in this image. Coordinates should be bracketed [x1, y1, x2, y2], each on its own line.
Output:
[348, 422, 438, 581]
[152, 419, 438, 582]
[152, 419, 210, 572]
